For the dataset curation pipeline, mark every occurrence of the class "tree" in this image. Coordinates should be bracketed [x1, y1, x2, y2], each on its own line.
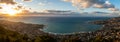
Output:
[34, 35, 57, 42]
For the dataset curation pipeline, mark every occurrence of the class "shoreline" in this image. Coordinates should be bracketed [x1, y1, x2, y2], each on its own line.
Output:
[48, 17, 120, 42]
[0, 20, 45, 37]
[0, 17, 120, 42]
[0, 19, 92, 36]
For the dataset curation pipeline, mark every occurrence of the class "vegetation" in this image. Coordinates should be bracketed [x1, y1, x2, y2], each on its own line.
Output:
[62, 37, 82, 42]
[0, 25, 83, 42]
[0, 25, 28, 42]
[0, 26, 56, 42]
[34, 35, 56, 42]
[0, 24, 119, 42]
[89, 35, 120, 42]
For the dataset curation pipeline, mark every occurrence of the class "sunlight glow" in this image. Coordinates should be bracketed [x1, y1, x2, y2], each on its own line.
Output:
[0, 4, 21, 16]
[5, 9, 19, 16]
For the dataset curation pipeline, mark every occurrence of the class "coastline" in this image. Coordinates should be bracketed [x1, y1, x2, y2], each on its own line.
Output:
[0, 17, 120, 42]
[0, 20, 45, 37]
[48, 17, 120, 42]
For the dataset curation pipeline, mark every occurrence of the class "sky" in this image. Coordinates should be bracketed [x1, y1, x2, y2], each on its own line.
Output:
[14, 0, 120, 12]
[15, 0, 77, 12]
[0, 0, 120, 17]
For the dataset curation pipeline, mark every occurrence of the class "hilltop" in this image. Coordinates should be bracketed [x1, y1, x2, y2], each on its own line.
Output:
[0, 20, 45, 37]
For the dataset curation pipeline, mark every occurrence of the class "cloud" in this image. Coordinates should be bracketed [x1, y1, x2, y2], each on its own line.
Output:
[63, 0, 106, 8]
[0, 7, 2, 9]
[43, 10, 119, 17]
[21, 10, 30, 13]
[108, 8, 119, 11]
[38, 2, 46, 6]
[46, 10, 71, 12]
[94, 3, 114, 8]
[0, 0, 16, 4]
[17, 6, 23, 9]
[38, 0, 52, 6]
[0, 0, 34, 14]
[13, 5, 23, 10]
[63, 0, 118, 11]
[44, 10, 75, 14]
[22, 0, 32, 2]
[81, 11, 119, 17]
[91, 11, 110, 14]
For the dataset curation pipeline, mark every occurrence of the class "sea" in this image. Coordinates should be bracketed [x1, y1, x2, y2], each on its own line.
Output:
[1, 16, 111, 34]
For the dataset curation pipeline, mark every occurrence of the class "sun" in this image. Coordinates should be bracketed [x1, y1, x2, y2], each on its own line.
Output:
[1, 4, 21, 16]
[5, 9, 18, 16]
